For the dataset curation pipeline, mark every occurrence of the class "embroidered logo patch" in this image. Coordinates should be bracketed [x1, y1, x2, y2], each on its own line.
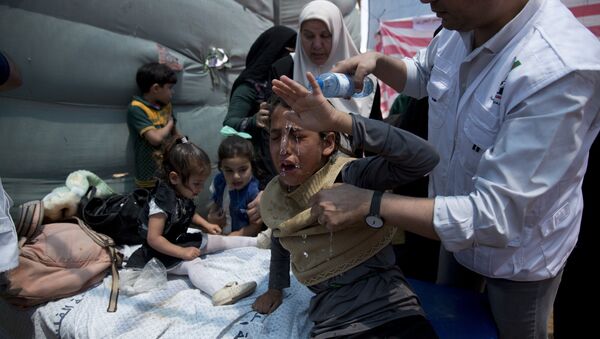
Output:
[491, 57, 521, 105]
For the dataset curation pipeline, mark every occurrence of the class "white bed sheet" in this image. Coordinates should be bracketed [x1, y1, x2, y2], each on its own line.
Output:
[2, 247, 313, 339]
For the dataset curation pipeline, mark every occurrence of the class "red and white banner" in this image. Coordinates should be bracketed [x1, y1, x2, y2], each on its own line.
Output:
[375, 14, 440, 117]
[563, 0, 600, 37]
[375, 0, 600, 118]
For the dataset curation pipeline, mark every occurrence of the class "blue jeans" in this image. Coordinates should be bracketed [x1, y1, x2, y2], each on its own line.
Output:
[485, 271, 562, 339]
[437, 249, 563, 339]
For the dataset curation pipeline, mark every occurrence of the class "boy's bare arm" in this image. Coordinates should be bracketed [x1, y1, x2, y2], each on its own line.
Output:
[143, 118, 175, 146]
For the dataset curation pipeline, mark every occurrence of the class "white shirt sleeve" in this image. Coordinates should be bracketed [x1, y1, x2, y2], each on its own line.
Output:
[148, 198, 167, 217]
[402, 33, 441, 100]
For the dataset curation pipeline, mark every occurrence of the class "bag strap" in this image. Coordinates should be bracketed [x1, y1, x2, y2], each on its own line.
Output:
[70, 216, 122, 312]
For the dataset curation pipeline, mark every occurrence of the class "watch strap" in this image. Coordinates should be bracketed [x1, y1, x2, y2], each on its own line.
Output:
[369, 190, 383, 217]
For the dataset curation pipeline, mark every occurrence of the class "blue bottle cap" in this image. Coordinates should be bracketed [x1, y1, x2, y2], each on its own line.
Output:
[316, 78, 324, 91]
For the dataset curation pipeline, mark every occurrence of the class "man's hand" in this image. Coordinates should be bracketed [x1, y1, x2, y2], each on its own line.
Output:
[310, 183, 372, 231]
[330, 52, 381, 91]
[247, 191, 263, 225]
[252, 289, 283, 314]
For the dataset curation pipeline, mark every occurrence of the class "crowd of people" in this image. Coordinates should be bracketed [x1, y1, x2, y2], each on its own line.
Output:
[2, 0, 599, 338]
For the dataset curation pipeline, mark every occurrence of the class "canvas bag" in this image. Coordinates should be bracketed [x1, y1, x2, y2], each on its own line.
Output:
[2, 217, 122, 312]
[79, 186, 149, 245]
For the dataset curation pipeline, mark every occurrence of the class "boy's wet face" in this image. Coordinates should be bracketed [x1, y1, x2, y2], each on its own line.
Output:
[269, 104, 332, 190]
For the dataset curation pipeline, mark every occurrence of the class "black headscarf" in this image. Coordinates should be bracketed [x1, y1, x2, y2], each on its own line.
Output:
[230, 25, 297, 100]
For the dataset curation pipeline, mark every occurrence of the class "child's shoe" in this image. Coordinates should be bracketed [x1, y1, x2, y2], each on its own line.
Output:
[256, 228, 272, 249]
[212, 281, 257, 306]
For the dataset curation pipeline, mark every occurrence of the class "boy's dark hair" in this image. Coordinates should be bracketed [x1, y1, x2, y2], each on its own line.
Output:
[136, 62, 178, 94]
[267, 94, 353, 156]
[218, 135, 254, 169]
[154, 136, 211, 185]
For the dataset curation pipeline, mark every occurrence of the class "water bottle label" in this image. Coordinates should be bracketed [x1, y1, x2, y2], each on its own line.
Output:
[334, 73, 353, 97]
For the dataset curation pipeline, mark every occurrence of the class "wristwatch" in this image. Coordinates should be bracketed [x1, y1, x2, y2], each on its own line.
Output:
[365, 191, 384, 228]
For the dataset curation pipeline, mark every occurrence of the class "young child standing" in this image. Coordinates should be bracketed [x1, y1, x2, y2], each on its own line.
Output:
[252, 93, 440, 338]
[127, 62, 180, 189]
[127, 137, 258, 306]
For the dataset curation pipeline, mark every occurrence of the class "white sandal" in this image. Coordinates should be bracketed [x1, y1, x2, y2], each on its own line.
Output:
[211, 281, 257, 306]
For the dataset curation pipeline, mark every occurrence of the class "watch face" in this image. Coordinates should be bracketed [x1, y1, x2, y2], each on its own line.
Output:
[365, 215, 384, 228]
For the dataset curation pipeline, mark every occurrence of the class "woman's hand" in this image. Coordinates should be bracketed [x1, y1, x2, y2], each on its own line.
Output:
[252, 288, 283, 314]
[255, 102, 270, 129]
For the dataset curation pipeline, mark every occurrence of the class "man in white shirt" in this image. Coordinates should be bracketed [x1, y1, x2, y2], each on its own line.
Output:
[271, 0, 600, 337]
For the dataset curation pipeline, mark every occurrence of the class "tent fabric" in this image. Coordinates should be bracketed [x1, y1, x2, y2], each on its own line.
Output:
[0, 0, 361, 206]
[374, 0, 600, 118]
[234, 0, 362, 47]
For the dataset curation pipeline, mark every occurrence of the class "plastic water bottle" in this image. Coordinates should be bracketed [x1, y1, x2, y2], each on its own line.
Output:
[312, 72, 374, 98]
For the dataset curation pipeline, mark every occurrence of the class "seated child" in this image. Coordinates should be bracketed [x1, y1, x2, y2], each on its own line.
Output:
[127, 62, 180, 189]
[128, 136, 258, 306]
[209, 130, 261, 236]
[208, 129, 272, 247]
[252, 93, 440, 338]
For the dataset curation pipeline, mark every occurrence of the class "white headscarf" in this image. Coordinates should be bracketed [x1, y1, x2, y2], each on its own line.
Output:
[293, 0, 375, 118]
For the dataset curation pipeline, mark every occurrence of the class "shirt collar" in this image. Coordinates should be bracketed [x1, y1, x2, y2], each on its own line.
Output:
[133, 95, 162, 110]
[459, 0, 544, 56]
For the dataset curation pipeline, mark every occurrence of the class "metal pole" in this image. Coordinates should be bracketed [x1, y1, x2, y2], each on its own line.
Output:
[273, 0, 280, 26]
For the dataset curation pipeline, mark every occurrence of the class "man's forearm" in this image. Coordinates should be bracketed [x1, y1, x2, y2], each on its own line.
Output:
[380, 194, 439, 240]
[374, 55, 408, 93]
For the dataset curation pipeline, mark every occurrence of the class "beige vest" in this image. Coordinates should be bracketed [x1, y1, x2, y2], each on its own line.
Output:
[261, 155, 396, 286]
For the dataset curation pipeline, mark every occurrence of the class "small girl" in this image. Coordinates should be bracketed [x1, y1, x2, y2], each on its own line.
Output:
[128, 136, 258, 306]
[252, 91, 439, 338]
[208, 129, 272, 249]
[209, 130, 261, 236]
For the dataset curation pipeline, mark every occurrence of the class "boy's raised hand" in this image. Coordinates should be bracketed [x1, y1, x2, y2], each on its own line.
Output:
[271, 73, 351, 135]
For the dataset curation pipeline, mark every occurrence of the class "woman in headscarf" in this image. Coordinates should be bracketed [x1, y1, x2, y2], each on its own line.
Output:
[223, 26, 297, 189]
[271, 0, 382, 122]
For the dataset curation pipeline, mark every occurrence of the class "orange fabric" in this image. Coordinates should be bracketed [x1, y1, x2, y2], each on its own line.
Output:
[3, 222, 111, 307]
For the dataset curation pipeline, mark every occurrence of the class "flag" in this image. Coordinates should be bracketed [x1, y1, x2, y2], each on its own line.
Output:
[375, 14, 440, 117]
[563, 0, 600, 37]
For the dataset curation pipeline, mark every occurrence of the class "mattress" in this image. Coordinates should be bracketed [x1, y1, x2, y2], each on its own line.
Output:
[0, 247, 313, 339]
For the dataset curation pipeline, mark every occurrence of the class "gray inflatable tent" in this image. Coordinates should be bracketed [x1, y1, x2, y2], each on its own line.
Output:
[0, 0, 360, 207]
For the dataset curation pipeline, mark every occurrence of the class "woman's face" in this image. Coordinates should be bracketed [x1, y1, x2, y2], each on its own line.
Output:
[269, 104, 335, 190]
[300, 19, 332, 66]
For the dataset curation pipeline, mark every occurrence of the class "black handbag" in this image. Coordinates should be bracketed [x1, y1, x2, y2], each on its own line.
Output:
[78, 186, 149, 245]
